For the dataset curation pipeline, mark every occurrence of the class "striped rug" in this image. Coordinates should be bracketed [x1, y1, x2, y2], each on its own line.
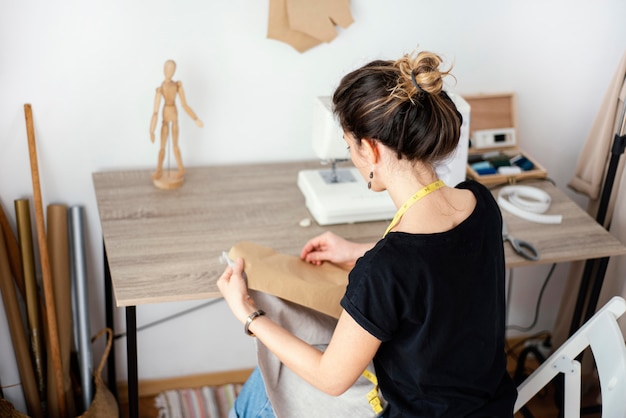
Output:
[155, 383, 243, 418]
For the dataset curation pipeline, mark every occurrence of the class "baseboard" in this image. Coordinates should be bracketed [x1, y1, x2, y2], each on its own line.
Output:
[116, 368, 254, 403]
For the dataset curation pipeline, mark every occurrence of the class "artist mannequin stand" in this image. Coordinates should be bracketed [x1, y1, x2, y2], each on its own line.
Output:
[149, 59, 203, 190]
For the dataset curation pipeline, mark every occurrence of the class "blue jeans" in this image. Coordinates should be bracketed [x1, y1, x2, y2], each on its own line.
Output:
[229, 367, 276, 418]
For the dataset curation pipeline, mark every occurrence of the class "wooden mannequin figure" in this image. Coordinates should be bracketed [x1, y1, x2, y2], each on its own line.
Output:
[150, 59, 203, 189]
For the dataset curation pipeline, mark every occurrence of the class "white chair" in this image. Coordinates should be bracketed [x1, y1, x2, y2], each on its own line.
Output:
[514, 296, 626, 417]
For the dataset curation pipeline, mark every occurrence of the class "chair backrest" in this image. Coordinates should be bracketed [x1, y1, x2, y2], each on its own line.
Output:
[514, 296, 626, 418]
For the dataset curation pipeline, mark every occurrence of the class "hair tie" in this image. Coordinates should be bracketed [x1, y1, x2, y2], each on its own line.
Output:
[410, 71, 425, 93]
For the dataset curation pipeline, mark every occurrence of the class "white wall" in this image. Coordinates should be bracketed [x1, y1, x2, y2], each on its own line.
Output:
[1, 0, 625, 383]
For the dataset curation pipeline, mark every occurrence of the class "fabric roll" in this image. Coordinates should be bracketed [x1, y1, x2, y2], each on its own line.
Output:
[69, 205, 93, 410]
[0, 227, 43, 417]
[46, 204, 76, 418]
[14, 199, 45, 402]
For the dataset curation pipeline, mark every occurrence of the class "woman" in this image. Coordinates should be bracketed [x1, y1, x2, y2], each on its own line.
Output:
[218, 50, 517, 417]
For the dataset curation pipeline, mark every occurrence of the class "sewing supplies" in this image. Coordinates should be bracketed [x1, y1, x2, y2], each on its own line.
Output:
[469, 151, 534, 176]
[464, 94, 548, 186]
[497, 185, 562, 224]
[502, 221, 539, 261]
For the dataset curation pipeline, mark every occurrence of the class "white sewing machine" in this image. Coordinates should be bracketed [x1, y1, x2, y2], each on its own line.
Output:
[298, 94, 470, 225]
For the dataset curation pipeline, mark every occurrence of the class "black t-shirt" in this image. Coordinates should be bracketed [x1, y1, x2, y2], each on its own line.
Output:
[341, 180, 517, 417]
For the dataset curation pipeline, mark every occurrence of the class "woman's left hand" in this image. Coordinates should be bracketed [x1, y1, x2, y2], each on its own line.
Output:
[216, 257, 257, 324]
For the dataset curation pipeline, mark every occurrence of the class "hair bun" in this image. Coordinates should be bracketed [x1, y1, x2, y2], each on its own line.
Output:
[392, 50, 452, 102]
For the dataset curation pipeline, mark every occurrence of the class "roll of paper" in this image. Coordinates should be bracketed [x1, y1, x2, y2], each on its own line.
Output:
[0, 228, 43, 417]
[14, 199, 45, 401]
[24, 103, 65, 415]
[0, 200, 25, 298]
[69, 205, 93, 410]
[0, 290, 28, 413]
[46, 204, 76, 418]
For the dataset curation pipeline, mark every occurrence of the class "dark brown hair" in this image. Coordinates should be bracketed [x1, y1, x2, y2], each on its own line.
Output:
[332, 51, 462, 165]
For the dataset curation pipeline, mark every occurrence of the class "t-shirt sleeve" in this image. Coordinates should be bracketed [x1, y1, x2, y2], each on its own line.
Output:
[340, 254, 397, 342]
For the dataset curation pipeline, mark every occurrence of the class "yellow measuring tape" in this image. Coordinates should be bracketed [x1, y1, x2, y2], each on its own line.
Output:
[383, 179, 446, 237]
[363, 179, 445, 413]
[362, 369, 384, 414]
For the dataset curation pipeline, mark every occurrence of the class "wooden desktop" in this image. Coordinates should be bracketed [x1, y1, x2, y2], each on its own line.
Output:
[93, 161, 626, 418]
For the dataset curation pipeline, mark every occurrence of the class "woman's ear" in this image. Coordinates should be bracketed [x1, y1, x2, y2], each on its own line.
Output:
[360, 139, 380, 164]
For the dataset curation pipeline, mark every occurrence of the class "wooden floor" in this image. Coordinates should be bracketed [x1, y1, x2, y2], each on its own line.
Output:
[120, 388, 597, 418]
[120, 337, 602, 418]
[120, 397, 160, 418]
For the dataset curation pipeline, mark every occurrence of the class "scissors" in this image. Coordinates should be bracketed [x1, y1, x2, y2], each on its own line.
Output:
[502, 221, 539, 261]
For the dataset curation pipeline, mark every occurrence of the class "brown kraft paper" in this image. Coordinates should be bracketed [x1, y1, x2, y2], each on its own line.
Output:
[229, 241, 349, 319]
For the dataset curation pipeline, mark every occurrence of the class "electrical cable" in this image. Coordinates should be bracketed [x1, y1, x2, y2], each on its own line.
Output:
[498, 178, 561, 382]
[498, 177, 559, 332]
[505, 330, 551, 359]
[505, 267, 514, 325]
[506, 263, 557, 332]
[113, 298, 223, 340]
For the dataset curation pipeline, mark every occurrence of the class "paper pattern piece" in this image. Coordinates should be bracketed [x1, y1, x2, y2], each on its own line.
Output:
[229, 242, 349, 319]
[267, 0, 354, 52]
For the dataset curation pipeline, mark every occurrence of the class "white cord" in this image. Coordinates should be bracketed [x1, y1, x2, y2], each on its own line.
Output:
[498, 185, 563, 224]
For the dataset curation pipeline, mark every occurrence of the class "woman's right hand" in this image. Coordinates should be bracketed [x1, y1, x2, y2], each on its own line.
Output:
[300, 231, 373, 268]
[216, 258, 257, 324]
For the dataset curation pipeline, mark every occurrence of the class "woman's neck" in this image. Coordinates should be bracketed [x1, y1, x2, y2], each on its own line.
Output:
[379, 160, 477, 234]
[384, 162, 439, 209]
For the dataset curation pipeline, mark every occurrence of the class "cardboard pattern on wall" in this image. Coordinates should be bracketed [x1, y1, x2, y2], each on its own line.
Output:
[267, 0, 354, 52]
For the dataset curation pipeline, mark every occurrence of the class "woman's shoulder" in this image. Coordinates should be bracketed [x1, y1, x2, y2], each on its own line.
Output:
[455, 179, 499, 208]
[455, 179, 489, 194]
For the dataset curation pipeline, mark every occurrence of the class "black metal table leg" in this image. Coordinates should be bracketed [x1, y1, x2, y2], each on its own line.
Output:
[126, 306, 138, 418]
[103, 243, 118, 403]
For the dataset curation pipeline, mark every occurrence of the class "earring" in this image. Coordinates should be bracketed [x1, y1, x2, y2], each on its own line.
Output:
[368, 171, 373, 190]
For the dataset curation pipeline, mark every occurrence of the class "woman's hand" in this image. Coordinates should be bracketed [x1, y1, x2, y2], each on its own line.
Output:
[300, 231, 374, 267]
[216, 257, 256, 324]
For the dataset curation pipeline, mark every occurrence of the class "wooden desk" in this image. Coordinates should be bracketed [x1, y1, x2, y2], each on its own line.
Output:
[496, 181, 626, 268]
[93, 161, 626, 418]
[93, 161, 388, 307]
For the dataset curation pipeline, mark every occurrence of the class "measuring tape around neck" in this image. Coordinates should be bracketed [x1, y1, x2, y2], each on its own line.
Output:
[383, 180, 445, 237]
